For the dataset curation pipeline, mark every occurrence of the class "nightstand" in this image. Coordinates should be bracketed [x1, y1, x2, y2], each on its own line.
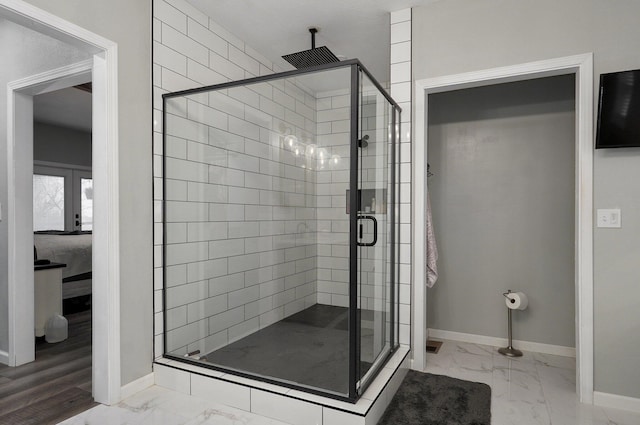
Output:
[34, 262, 66, 337]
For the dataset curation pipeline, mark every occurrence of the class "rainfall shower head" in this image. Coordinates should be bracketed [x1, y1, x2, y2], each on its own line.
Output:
[282, 28, 340, 69]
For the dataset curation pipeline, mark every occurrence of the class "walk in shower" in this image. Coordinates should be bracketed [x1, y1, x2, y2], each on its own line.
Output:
[162, 60, 400, 402]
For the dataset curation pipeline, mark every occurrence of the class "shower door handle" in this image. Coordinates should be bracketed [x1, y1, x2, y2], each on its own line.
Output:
[357, 215, 378, 247]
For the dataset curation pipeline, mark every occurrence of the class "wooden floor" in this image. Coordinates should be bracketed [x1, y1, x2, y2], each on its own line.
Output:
[0, 310, 96, 424]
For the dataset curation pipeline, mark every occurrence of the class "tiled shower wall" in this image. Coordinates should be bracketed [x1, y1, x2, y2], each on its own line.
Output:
[162, 80, 319, 356]
[153, 0, 414, 358]
[359, 90, 392, 313]
[390, 9, 412, 346]
[153, 0, 319, 357]
[316, 89, 351, 307]
[315, 88, 392, 311]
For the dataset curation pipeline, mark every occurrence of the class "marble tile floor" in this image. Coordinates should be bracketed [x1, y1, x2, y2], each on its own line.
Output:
[57, 338, 640, 425]
[425, 339, 640, 425]
[57, 384, 290, 425]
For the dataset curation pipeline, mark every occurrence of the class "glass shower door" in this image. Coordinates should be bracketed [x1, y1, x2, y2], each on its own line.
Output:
[356, 70, 393, 393]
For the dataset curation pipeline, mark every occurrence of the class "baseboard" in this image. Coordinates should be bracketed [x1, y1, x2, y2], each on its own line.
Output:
[594, 391, 640, 413]
[0, 350, 9, 366]
[120, 372, 155, 400]
[428, 328, 576, 358]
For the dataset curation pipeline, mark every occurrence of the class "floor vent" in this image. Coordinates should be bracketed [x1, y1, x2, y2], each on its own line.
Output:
[426, 339, 443, 354]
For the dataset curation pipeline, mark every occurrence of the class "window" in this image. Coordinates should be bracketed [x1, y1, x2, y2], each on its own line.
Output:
[33, 174, 65, 231]
[33, 165, 92, 232]
[79, 176, 93, 231]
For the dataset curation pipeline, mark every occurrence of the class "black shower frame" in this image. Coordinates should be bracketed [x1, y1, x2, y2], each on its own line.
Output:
[161, 59, 401, 403]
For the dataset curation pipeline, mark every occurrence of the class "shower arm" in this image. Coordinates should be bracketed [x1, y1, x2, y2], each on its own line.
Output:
[310, 28, 317, 49]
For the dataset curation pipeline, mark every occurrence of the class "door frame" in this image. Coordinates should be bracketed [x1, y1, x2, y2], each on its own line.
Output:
[2, 0, 121, 405]
[412, 53, 594, 403]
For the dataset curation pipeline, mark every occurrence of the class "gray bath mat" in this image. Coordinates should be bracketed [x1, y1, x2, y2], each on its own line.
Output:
[378, 370, 491, 425]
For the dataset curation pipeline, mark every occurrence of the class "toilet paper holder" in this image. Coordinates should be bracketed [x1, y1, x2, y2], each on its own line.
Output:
[499, 289, 524, 357]
[502, 290, 515, 303]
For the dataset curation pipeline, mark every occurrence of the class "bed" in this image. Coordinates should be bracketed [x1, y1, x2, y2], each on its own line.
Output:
[34, 231, 92, 299]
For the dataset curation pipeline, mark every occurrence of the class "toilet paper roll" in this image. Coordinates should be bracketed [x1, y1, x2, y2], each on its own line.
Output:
[505, 292, 528, 310]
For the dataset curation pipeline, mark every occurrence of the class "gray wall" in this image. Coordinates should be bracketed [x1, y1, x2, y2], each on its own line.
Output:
[34, 122, 92, 167]
[414, 0, 640, 399]
[0, 18, 90, 357]
[23, 0, 152, 386]
[427, 76, 575, 347]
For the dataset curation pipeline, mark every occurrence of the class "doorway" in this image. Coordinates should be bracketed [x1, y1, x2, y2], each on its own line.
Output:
[34, 83, 94, 313]
[32, 81, 94, 381]
[413, 54, 594, 402]
[2, 0, 121, 405]
[426, 75, 576, 352]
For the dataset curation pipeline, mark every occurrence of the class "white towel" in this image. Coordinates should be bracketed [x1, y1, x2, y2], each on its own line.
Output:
[426, 191, 438, 288]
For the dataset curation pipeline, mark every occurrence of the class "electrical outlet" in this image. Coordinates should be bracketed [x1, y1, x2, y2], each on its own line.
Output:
[597, 209, 621, 228]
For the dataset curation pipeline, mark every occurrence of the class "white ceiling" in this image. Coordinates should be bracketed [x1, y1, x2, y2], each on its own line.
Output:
[187, 0, 433, 84]
[34, 87, 92, 133]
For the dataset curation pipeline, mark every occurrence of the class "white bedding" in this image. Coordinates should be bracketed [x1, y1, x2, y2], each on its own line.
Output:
[34, 233, 92, 279]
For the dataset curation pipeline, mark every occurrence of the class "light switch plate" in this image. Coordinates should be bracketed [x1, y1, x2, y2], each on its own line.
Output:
[597, 208, 621, 228]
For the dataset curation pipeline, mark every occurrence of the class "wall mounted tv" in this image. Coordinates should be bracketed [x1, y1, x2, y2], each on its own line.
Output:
[596, 69, 640, 149]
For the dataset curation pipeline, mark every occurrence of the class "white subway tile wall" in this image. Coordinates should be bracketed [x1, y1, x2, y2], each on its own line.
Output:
[154, 0, 409, 361]
[153, 0, 320, 357]
[315, 88, 351, 308]
[163, 78, 320, 355]
[315, 86, 395, 317]
[390, 9, 412, 344]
